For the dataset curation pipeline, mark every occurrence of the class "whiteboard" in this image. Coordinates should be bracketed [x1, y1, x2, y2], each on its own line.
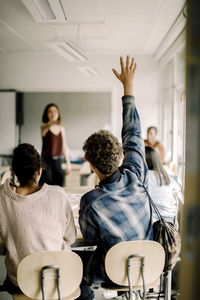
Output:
[0, 92, 16, 154]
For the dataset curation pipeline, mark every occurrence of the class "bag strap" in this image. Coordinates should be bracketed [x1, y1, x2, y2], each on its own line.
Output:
[143, 185, 165, 224]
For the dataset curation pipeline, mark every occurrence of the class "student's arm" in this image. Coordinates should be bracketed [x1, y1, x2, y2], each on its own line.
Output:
[112, 56, 147, 183]
[41, 123, 50, 137]
[61, 127, 71, 174]
[41, 121, 57, 137]
[79, 190, 102, 244]
[79, 205, 99, 244]
[63, 198, 77, 246]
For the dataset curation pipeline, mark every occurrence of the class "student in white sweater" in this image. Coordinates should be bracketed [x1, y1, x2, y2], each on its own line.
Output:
[0, 143, 76, 293]
[145, 146, 180, 224]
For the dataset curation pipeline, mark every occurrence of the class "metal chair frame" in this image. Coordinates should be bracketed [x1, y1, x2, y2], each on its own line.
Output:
[101, 241, 167, 300]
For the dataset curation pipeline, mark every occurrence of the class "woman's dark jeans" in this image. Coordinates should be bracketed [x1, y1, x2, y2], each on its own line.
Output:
[40, 156, 66, 187]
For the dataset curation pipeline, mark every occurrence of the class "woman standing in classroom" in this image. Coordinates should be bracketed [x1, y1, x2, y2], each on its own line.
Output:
[40, 103, 71, 187]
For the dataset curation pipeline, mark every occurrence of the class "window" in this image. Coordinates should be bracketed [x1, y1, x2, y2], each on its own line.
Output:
[175, 47, 186, 187]
[162, 60, 174, 164]
[161, 44, 186, 188]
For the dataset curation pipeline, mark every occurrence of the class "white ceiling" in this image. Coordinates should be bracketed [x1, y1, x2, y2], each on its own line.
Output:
[0, 0, 186, 92]
[0, 0, 186, 55]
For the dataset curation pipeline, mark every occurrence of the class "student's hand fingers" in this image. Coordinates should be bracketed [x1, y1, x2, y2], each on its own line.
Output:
[120, 56, 125, 73]
[130, 57, 135, 70]
[126, 55, 130, 70]
[112, 68, 121, 80]
[133, 62, 137, 72]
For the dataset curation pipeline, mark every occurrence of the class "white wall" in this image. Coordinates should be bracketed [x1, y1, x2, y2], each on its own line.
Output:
[0, 92, 16, 154]
[22, 92, 111, 155]
[0, 53, 160, 152]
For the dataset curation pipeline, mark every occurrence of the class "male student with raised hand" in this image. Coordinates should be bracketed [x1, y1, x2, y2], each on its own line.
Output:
[77, 56, 152, 300]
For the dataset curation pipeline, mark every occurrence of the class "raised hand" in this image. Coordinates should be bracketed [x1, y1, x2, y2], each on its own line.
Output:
[112, 56, 137, 96]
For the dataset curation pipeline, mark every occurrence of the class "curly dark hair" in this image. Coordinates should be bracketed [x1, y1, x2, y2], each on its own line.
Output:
[83, 130, 123, 174]
[12, 143, 42, 186]
[42, 103, 61, 124]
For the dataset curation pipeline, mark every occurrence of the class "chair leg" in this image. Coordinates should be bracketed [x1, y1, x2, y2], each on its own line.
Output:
[135, 291, 140, 300]
[164, 271, 172, 300]
[122, 292, 128, 300]
[122, 291, 138, 300]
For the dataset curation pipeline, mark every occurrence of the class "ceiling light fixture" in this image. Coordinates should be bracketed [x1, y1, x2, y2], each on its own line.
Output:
[78, 67, 100, 77]
[45, 40, 88, 62]
[21, 0, 67, 23]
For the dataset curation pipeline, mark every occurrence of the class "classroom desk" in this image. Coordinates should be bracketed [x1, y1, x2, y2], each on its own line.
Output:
[0, 232, 95, 255]
[66, 192, 85, 242]
[65, 186, 93, 241]
[0, 238, 96, 256]
[66, 191, 97, 251]
[64, 185, 93, 195]
[80, 162, 91, 185]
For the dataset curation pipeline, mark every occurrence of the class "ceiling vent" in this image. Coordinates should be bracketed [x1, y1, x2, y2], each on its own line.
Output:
[21, 0, 67, 23]
[45, 40, 88, 62]
[78, 67, 99, 77]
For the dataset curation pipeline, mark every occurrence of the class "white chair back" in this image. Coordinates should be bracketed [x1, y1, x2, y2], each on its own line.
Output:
[16, 250, 83, 300]
[105, 240, 165, 289]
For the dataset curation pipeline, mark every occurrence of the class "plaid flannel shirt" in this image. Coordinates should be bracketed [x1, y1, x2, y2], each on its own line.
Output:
[78, 95, 152, 283]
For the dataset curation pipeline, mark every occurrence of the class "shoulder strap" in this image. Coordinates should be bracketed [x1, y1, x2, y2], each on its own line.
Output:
[143, 184, 165, 223]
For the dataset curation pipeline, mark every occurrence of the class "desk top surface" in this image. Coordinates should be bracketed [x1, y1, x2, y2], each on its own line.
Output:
[64, 185, 93, 194]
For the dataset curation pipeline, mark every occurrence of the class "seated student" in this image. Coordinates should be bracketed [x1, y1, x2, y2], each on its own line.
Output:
[145, 146, 180, 224]
[77, 56, 152, 299]
[144, 126, 165, 164]
[0, 143, 76, 293]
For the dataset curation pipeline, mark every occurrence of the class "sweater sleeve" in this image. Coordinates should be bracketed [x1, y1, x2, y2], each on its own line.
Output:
[63, 198, 77, 246]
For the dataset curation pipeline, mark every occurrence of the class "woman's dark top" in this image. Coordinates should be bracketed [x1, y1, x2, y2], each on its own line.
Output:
[42, 130, 64, 158]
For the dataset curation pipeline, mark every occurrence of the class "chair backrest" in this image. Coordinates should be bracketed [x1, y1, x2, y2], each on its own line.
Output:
[17, 250, 83, 300]
[105, 240, 165, 287]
